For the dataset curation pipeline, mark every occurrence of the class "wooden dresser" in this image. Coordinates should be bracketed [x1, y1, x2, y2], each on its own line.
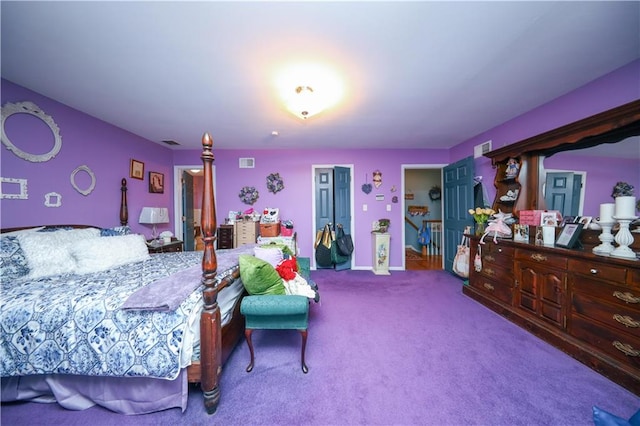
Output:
[234, 220, 259, 247]
[464, 236, 640, 395]
[217, 224, 234, 249]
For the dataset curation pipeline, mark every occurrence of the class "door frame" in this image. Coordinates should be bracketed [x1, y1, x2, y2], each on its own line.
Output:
[401, 163, 446, 270]
[173, 164, 212, 243]
[311, 164, 355, 270]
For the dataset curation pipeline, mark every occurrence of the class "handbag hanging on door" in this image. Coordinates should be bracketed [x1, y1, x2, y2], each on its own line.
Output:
[315, 224, 334, 267]
[335, 224, 354, 256]
[331, 237, 350, 265]
[452, 234, 470, 278]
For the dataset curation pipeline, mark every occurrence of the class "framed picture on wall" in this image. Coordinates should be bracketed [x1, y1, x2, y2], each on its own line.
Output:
[130, 159, 144, 180]
[149, 171, 164, 194]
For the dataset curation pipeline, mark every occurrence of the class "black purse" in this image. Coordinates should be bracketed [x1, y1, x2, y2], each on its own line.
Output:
[335, 224, 354, 256]
[315, 224, 334, 267]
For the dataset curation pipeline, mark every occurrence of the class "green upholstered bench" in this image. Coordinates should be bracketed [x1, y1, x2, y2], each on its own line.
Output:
[240, 294, 310, 373]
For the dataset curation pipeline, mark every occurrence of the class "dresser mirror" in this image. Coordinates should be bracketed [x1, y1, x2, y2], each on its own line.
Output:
[541, 135, 640, 217]
[486, 100, 640, 219]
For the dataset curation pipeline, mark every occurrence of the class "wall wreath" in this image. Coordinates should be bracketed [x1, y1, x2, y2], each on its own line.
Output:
[239, 186, 259, 205]
[266, 173, 284, 194]
[429, 186, 441, 201]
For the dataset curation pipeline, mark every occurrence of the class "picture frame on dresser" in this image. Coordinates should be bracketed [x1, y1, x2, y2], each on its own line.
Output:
[555, 223, 584, 248]
[513, 224, 529, 242]
[576, 216, 592, 228]
[540, 211, 559, 227]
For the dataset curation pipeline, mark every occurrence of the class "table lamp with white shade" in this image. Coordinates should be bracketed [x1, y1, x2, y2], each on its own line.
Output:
[139, 207, 169, 247]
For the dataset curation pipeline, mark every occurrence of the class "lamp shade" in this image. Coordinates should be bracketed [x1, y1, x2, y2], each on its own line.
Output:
[139, 207, 169, 224]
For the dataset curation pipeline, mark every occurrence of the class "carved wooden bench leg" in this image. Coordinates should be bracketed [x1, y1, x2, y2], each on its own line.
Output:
[300, 329, 309, 374]
[245, 328, 255, 373]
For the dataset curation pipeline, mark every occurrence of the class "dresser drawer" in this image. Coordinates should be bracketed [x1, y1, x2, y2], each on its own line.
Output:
[572, 289, 640, 340]
[572, 279, 640, 311]
[471, 277, 513, 305]
[481, 242, 514, 258]
[515, 249, 567, 269]
[477, 260, 513, 283]
[569, 259, 629, 284]
[570, 314, 640, 370]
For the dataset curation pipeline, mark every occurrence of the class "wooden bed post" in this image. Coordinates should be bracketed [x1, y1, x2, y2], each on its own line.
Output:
[120, 178, 128, 226]
[199, 133, 221, 414]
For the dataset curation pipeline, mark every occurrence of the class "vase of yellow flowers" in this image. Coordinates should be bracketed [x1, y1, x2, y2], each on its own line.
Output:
[468, 207, 496, 235]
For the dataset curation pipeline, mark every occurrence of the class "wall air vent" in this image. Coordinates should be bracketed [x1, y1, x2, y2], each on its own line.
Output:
[474, 140, 492, 158]
[161, 140, 180, 146]
[239, 158, 255, 168]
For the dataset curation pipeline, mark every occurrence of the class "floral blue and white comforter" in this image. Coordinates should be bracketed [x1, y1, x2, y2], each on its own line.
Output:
[1, 250, 231, 380]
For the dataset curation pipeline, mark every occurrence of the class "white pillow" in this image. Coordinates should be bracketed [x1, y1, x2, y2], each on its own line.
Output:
[253, 245, 284, 267]
[71, 234, 150, 275]
[18, 228, 101, 279]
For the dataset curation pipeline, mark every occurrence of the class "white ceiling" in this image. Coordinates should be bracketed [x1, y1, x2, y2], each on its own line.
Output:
[2, 1, 639, 151]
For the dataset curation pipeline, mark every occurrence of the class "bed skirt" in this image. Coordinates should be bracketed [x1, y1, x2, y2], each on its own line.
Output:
[1, 369, 187, 415]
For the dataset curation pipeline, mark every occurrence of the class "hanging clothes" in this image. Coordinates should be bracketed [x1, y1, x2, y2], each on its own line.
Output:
[418, 222, 431, 246]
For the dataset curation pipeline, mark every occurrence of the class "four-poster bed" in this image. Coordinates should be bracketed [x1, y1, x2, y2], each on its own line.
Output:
[0, 133, 244, 414]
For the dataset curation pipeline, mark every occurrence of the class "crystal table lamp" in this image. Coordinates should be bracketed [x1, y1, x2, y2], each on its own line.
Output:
[139, 207, 169, 246]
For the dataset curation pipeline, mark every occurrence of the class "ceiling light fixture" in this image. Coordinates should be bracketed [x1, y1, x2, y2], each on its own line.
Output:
[275, 63, 345, 120]
[289, 86, 322, 119]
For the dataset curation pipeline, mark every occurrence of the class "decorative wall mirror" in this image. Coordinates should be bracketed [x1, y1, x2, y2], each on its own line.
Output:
[1, 101, 63, 163]
[486, 100, 640, 215]
[70, 165, 96, 196]
[44, 192, 62, 207]
[0, 177, 28, 199]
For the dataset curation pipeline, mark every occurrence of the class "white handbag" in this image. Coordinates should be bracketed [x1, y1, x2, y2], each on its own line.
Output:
[452, 234, 470, 278]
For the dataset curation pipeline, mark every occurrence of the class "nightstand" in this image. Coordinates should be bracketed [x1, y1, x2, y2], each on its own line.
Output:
[147, 238, 183, 253]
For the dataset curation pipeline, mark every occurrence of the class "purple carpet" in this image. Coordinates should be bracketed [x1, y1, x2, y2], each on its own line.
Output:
[2, 270, 638, 425]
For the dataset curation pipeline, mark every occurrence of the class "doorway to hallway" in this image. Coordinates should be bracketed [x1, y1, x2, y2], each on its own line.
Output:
[402, 165, 445, 270]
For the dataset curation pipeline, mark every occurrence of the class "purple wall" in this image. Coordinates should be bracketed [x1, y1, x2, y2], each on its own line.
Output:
[2, 58, 638, 269]
[173, 148, 450, 268]
[1, 80, 175, 239]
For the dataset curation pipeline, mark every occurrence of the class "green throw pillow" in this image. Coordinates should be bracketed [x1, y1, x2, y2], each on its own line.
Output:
[239, 254, 286, 295]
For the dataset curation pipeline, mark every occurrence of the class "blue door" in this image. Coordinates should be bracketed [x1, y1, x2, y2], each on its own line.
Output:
[443, 157, 474, 274]
[182, 171, 195, 251]
[545, 172, 582, 216]
[333, 166, 352, 271]
[314, 166, 352, 270]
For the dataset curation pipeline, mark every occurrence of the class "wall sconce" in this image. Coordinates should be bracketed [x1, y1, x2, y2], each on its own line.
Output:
[139, 207, 169, 246]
